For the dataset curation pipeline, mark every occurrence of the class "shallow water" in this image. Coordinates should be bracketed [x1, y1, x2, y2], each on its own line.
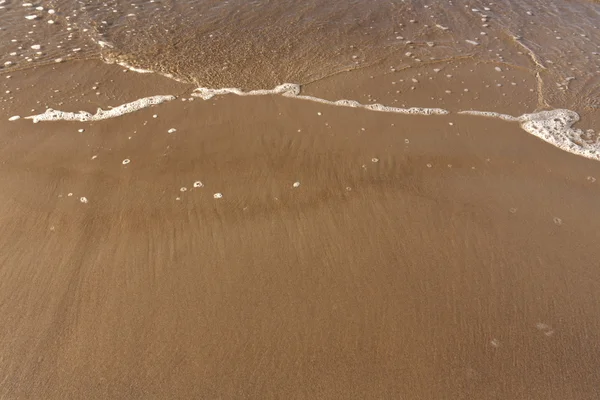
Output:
[1, 0, 600, 157]
[1, 0, 598, 107]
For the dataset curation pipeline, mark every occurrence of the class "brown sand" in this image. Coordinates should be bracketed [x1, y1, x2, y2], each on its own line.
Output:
[1, 61, 600, 399]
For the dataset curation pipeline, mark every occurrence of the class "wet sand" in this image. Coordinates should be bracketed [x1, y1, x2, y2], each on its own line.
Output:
[1, 61, 600, 399]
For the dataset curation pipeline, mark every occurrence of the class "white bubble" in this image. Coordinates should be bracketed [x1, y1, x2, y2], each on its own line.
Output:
[213, 193, 223, 199]
[193, 181, 204, 188]
[293, 181, 300, 188]
[8, 115, 20, 121]
[553, 217, 562, 225]
[80, 197, 88, 204]
[180, 187, 187, 192]
[122, 159, 130, 165]
[536, 322, 550, 330]
[168, 128, 176, 133]
[371, 158, 379, 163]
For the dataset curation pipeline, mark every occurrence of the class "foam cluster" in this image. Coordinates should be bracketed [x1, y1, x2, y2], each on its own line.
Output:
[192, 83, 449, 116]
[460, 109, 599, 161]
[518, 109, 599, 161]
[26, 95, 175, 123]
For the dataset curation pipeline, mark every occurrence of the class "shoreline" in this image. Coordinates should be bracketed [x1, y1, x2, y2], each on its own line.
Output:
[1, 57, 600, 399]
[5, 59, 598, 162]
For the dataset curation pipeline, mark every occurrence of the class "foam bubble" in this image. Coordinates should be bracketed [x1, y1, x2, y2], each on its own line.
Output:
[25, 95, 175, 123]
[8, 115, 20, 121]
[553, 216, 563, 225]
[334, 100, 360, 107]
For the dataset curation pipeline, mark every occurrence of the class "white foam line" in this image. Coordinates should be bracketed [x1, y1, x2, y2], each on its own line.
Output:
[192, 83, 301, 99]
[194, 84, 598, 161]
[458, 110, 519, 121]
[25, 95, 175, 123]
[192, 83, 449, 116]
[460, 109, 599, 161]
[22, 75, 597, 162]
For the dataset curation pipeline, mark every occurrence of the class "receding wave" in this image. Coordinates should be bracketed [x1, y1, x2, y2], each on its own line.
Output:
[19, 80, 599, 162]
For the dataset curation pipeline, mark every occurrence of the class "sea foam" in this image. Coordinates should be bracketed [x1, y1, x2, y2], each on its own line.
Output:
[192, 83, 449, 116]
[519, 110, 599, 161]
[460, 109, 599, 161]
[194, 84, 597, 160]
[25, 95, 175, 123]
[22, 78, 596, 162]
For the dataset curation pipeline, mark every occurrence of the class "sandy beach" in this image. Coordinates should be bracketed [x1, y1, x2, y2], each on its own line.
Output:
[0, 57, 599, 398]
